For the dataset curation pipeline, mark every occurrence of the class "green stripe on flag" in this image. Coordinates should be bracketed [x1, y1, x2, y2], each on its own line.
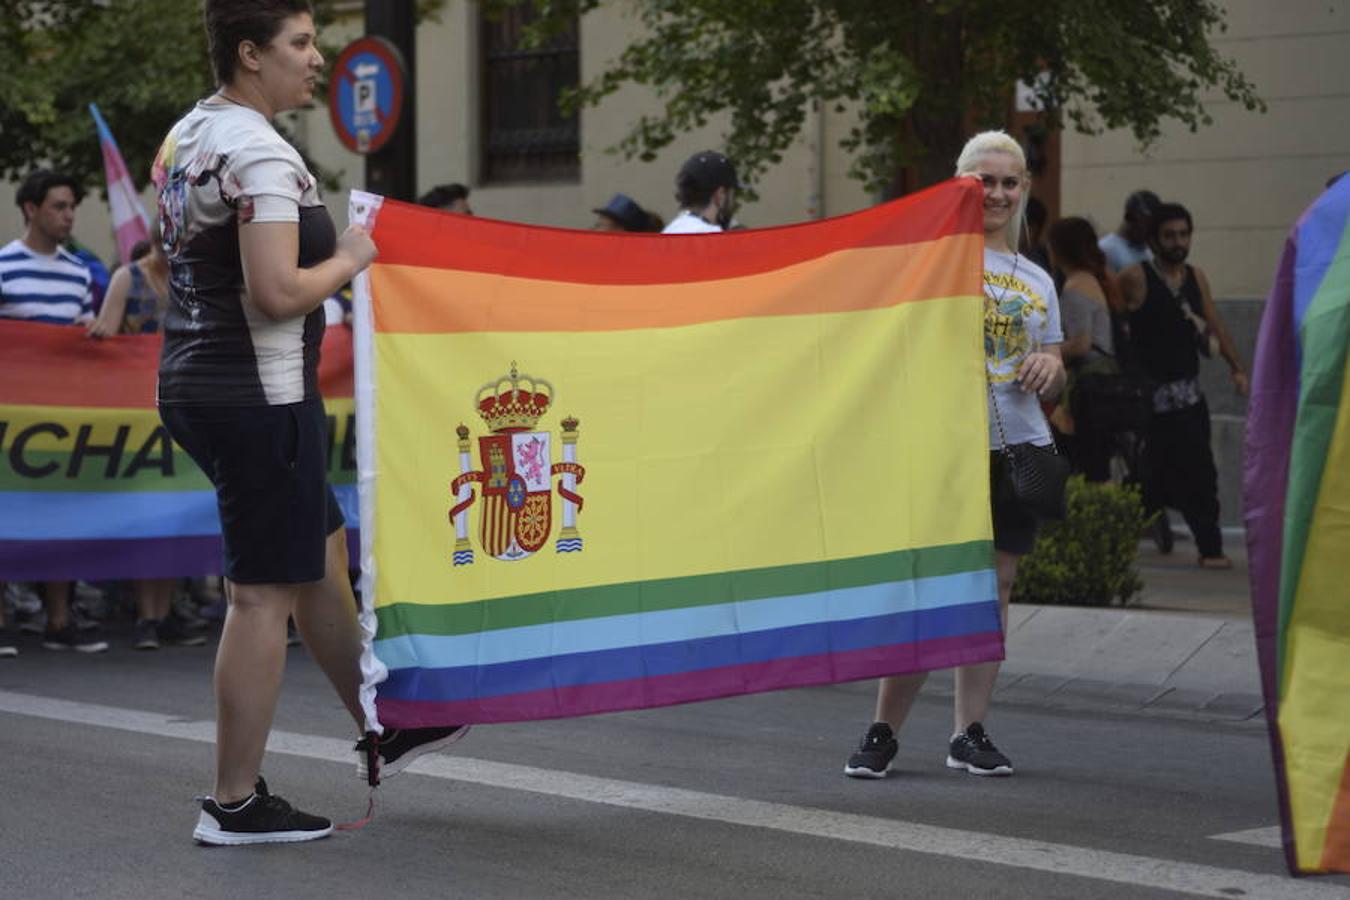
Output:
[375, 540, 993, 638]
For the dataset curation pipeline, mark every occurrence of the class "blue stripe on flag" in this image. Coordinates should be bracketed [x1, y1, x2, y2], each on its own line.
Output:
[0, 482, 357, 540]
[373, 568, 996, 670]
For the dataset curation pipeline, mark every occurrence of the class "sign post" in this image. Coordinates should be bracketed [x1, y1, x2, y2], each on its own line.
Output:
[328, 5, 416, 200]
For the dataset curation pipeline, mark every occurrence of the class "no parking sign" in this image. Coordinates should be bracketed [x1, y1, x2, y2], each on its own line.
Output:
[328, 36, 406, 154]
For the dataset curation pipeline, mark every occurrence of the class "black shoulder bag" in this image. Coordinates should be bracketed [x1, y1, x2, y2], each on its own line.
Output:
[989, 382, 1070, 520]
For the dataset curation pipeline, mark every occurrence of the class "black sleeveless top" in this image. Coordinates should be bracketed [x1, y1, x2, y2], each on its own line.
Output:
[1128, 263, 1204, 383]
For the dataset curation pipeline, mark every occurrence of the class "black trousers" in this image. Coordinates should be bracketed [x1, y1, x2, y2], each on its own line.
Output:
[1140, 397, 1223, 558]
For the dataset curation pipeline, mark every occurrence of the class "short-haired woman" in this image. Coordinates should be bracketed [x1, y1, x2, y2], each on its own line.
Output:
[843, 131, 1065, 779]
[154, 0, 461, 845]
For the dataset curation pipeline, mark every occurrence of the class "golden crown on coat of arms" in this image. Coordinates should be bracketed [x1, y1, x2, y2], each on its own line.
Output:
[475, 362, 554, 432]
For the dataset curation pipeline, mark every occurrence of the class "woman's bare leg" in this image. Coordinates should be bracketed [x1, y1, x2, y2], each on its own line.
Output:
[953, 549, 1019, 731]
[213, 580, 294, 803]
[872, 672, 928, 732]
[292, 528, 365, 729]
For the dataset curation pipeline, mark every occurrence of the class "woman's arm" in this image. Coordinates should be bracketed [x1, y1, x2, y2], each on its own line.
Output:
[86, 266, 132, 339]
[239, 221, 376, 321]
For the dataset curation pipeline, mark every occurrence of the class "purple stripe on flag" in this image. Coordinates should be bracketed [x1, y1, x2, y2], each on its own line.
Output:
[1243, 234, 1301, 873]
[374, 631, 1003, 726]
[0, 529, 357, 581]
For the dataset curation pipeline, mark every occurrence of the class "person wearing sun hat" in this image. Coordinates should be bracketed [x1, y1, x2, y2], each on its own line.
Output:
[592, 193, 653, 232]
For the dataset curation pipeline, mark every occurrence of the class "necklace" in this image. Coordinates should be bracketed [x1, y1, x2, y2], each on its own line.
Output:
[983, 249, 1021, 308]
[210, 90, 253, 111]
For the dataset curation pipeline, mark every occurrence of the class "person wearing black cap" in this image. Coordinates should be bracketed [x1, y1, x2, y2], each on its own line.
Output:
[592, 193, 656, 232]
[1098, 189, 1160, 273]
[662, 150, 740, 234]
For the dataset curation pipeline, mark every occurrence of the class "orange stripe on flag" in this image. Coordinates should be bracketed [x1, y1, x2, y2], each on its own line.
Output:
[1321, 749, 1350, 871]
[371, 235, 981, 335]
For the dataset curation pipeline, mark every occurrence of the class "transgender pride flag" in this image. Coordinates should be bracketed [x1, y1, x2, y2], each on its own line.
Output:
[89, 103, 150, 265]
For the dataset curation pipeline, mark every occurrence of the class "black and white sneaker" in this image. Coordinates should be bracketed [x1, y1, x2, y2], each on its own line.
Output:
[844, 722, 898, 779]
[946, 722, 1013, 776]
[42, 623, 109, 653]
[133, 619, 161, 651]
[356, 725, 470, 781]
[193, 777, 332, 846]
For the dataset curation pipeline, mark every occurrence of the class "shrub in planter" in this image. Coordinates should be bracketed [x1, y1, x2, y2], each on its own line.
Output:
[1011, 476, 1147, 606]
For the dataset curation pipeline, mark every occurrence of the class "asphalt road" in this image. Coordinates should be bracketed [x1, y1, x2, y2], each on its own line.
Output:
[2, 630, 1348, 900]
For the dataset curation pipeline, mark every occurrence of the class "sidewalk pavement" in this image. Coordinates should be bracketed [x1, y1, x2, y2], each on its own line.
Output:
[985, 532, 1265, 724]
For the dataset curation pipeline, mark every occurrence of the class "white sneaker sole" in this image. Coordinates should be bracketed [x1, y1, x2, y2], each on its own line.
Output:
[356, 725, 472, 781]
[843, 763, 891, 779]
[945, 755, 1013, 776]
[193, 820, 333, 846]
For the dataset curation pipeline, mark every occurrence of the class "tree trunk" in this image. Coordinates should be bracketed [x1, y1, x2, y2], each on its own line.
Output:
[888, 4, 967, 195]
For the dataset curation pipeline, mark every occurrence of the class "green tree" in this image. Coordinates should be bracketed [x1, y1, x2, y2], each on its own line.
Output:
[0, 0, 442, 191]
[514, 0, 1263, 195]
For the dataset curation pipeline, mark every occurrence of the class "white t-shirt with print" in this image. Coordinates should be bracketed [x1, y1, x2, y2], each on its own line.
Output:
[983, 249, 1062, 447]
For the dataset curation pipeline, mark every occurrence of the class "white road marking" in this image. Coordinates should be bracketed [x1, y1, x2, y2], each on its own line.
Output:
[2, 690, 1346, 899]
[1211, 826, 1284, 848]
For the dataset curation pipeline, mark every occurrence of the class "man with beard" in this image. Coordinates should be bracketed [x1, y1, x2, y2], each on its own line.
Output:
[1119, 202, 1247, 569]
[662, 151, 740, 234]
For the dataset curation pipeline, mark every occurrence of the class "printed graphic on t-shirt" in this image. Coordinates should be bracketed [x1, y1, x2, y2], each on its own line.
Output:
[983, 269, 1051, 385]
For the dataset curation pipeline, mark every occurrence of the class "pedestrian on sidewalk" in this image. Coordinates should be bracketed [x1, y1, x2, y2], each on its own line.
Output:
[156, 0, 464, 846]
[843, 131, 1065, 780]
[1099, 190, 1160, 274]
[662, 151, 740, 234]
[1118, 203, 1247, 569]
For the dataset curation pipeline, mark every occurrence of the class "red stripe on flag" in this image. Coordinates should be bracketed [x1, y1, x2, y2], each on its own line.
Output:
[369, 178, 983, 286]
[0, 320, 355, 408]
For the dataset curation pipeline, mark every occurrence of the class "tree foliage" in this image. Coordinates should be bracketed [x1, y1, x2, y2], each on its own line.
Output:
[0, 0, 443, 192]
[514, 0, 1264, 195]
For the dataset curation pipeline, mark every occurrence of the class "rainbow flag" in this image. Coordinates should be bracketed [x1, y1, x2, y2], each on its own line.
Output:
[0, 322, 357, 581]
[1246, 173, 1350, 874]
[89, 103, 151, 266]
[350, 179, 1002, 729]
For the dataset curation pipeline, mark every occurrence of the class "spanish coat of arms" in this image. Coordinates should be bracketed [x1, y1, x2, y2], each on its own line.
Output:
[448, 363, 585, 564]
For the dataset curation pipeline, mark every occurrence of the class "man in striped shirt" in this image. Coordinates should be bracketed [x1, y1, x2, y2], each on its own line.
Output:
[0, 169, 95, 325]
[0, 169, 107, 653]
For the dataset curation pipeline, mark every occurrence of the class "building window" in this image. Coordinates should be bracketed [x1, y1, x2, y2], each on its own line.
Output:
[480, 7, 580, 183]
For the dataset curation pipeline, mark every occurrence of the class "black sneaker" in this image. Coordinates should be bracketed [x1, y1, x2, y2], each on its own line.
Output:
[946, 722, 1013, 776]
[133, 619, 161, 651]
[42, 623, 109, 653]
[193, 777, 332, 846]
[844, 722, 898, 779]
[356, 725, 470, 781]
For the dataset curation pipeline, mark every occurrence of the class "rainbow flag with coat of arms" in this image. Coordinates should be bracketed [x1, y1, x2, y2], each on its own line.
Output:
[350, 179, 1002, 730]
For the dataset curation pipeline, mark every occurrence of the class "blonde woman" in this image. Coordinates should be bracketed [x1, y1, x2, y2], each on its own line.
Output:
[844, 131, 1066, 779]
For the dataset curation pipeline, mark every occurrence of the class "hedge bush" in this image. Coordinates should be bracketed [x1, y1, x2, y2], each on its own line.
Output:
[1011, 476, 1147, 606]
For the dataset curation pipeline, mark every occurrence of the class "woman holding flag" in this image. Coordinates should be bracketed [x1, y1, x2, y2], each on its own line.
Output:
[153, 0, 461, 846]
[844, 131, 1066, 780]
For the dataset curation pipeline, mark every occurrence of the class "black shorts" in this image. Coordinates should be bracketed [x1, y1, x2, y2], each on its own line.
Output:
[989, 450, 1040, 556]
[160, 397, 344, 584]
